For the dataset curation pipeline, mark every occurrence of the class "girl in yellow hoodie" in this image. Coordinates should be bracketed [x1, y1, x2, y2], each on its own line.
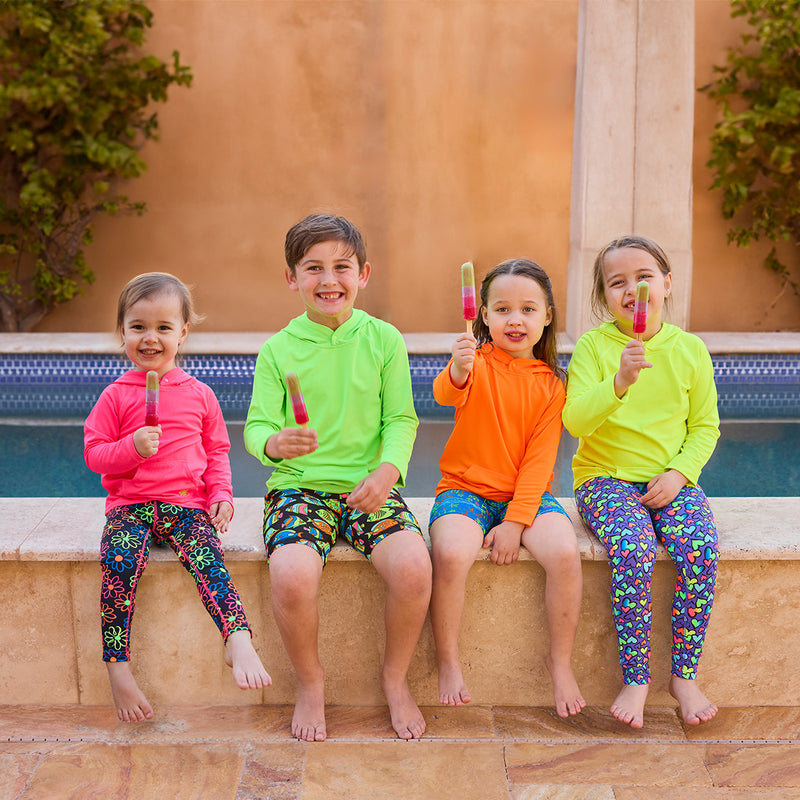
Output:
[563, 235, 719, 730]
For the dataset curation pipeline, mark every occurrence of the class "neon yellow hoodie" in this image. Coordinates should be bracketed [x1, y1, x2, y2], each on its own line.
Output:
[244, 310, 418, 493]
[563, 322, 719, 489]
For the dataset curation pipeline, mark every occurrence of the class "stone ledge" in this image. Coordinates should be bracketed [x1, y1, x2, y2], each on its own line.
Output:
[2, 331, 799, 355]
[2, 496, 798, 563]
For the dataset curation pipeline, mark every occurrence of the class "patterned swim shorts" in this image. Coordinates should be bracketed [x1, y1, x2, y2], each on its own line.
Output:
[263, 487, 422, 565]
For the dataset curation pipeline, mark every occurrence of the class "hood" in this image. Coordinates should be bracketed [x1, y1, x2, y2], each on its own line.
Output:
[594, 320, 683, 351]
[480, 342, 559, 376]
[114, 367, 194, 387]
[283, 309, 372, 345]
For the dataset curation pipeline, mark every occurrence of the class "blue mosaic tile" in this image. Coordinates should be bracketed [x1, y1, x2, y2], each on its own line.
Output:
[1, 351, 798, 420]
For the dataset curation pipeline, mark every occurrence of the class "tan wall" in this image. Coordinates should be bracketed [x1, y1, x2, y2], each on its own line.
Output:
[692, 0, 798, 332]
[34, 0, 799, 335]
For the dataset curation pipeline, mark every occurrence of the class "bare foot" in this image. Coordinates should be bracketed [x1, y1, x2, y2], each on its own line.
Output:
[610, 683, 649, 729]
[437, 660, 472, 706]
[292, 678, 327, 742]
[383, 673, 426, 740]
[545, 655, 586, 718]
[669, 675, 718, 725]
[224, 630, 272, 690]
[106, 661, 154, 723]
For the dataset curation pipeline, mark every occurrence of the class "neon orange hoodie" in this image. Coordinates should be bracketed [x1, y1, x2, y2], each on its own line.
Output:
[433, 343, 565, 526]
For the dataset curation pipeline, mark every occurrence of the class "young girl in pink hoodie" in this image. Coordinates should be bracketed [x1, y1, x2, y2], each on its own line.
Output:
[84, 272, 270, 722]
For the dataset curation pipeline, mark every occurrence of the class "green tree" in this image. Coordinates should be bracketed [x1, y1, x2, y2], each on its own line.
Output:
[702, 0, 800, 297]
[0, 0, 191, 331]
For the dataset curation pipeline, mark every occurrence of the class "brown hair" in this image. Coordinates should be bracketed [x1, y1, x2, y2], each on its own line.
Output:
[591, 235, 672, 321]
[116, 272, 202, 332]
[284, 214, 367, 274]
[473, 258, 563, 379]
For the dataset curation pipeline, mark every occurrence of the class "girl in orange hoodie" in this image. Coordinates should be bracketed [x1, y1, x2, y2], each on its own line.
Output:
[429, 259, 584, 717]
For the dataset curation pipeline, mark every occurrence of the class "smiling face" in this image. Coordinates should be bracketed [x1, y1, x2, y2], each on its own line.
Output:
[481, 273, 553, 359]
[600, 247, 671, 340]
[121, 291, 188, 377]
[286, 239, 371, 329]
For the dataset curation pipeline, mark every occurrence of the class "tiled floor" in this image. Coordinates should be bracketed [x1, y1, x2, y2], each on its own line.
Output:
[1, 705, 799, 799]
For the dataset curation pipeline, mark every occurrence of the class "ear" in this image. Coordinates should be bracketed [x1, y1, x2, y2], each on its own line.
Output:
[545, 306, 553, 326]
[358, 261, 372, 288]
[285, 268, 299, 290]
[178, 322, 190, 345]
[664, 272, 673, 297]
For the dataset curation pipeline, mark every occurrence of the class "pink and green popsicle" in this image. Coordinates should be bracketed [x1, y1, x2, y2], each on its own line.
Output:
[286, 372, 309, 427]
[633, 280, 649, 341]
[145, 370, 159, 426]
[461, 261, 476, 333]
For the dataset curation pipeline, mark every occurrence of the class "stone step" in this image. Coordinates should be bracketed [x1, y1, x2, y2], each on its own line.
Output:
[1, 497, 798, 710]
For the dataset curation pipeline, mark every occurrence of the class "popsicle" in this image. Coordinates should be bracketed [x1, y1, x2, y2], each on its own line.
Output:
[145, 370, 159, 426]
[633, 280, 649, 341]
[286, 372, 309, 427]
[461, 261, 477, 333]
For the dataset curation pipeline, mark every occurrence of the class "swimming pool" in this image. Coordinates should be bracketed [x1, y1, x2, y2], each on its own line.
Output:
[2, 418, 797, 499]
[2, 350, 798, 498]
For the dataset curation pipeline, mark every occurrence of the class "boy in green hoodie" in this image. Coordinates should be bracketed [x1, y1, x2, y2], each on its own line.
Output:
[245, 214, 432, 742]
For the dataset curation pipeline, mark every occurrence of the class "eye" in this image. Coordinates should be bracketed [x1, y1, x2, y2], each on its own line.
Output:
[524, 305, 535, 313]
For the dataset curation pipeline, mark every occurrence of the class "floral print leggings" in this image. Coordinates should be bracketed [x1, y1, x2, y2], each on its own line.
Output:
[575, 477, 718, 685]
[100, 501, 250, 662]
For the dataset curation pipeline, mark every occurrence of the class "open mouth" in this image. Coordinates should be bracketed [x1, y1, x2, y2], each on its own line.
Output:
[505, 332, 526, 342]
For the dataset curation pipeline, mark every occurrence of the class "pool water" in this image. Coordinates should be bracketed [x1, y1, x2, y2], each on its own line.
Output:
[2, 419, 798, 499]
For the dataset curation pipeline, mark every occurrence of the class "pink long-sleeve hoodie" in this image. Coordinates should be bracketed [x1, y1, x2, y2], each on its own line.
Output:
[84, 368, 233, 515]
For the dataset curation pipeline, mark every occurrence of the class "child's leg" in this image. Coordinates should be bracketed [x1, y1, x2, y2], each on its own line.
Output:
[370, 528, 432, 739]
[100, 505, 153, 722]
[268, 542, 326, 741]
[521, 506, 585, 718]
[155, 504, 271, 691]
[429, 513, 485, 705]
[653, 487, 719, 725]
[576, 478, 657, 728]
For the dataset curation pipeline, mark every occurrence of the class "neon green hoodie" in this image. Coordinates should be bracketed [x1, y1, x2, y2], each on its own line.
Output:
[563, 322, 719, 489]
[244, 309, 418, 493]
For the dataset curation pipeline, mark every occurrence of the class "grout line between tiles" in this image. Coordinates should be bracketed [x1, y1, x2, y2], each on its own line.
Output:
[3, 735, 798, 745]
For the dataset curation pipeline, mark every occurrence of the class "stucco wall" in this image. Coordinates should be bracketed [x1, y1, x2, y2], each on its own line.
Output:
[32, 0, 799, 334]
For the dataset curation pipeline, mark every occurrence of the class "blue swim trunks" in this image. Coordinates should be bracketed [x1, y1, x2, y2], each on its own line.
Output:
[429, 488, 569, 534]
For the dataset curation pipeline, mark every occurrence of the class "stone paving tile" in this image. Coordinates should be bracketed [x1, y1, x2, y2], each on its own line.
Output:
[233, 742, 305, 800]
[303, 741, 509, 800]
[681, 707, 800, 741]
[703, 743, 800, 787]
[0, 754, 39, 800]
[17, 743, 243, 800]
[505, 742, 713, 787]
[493, 705, 685, 741]
[510, 786, 616, 799]
[613, 788, 800, 799]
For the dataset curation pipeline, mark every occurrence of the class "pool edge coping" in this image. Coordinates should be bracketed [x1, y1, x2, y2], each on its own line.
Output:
[2, 331, 800, 355]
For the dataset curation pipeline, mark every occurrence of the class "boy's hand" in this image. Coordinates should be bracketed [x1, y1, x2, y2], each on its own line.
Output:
[482, 520, 525, 565]
[346, 462, 400, 515]
[450, 332, 477, 388]
[639, 469, 687, 509]
[614, 339, 652, 398]
[133, 425, 161, 458]
[266, 427, 318, 460]
[209, 501, 233, 534]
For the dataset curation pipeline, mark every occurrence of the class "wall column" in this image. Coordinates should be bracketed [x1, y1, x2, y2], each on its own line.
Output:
[566, 0, 695, 340]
